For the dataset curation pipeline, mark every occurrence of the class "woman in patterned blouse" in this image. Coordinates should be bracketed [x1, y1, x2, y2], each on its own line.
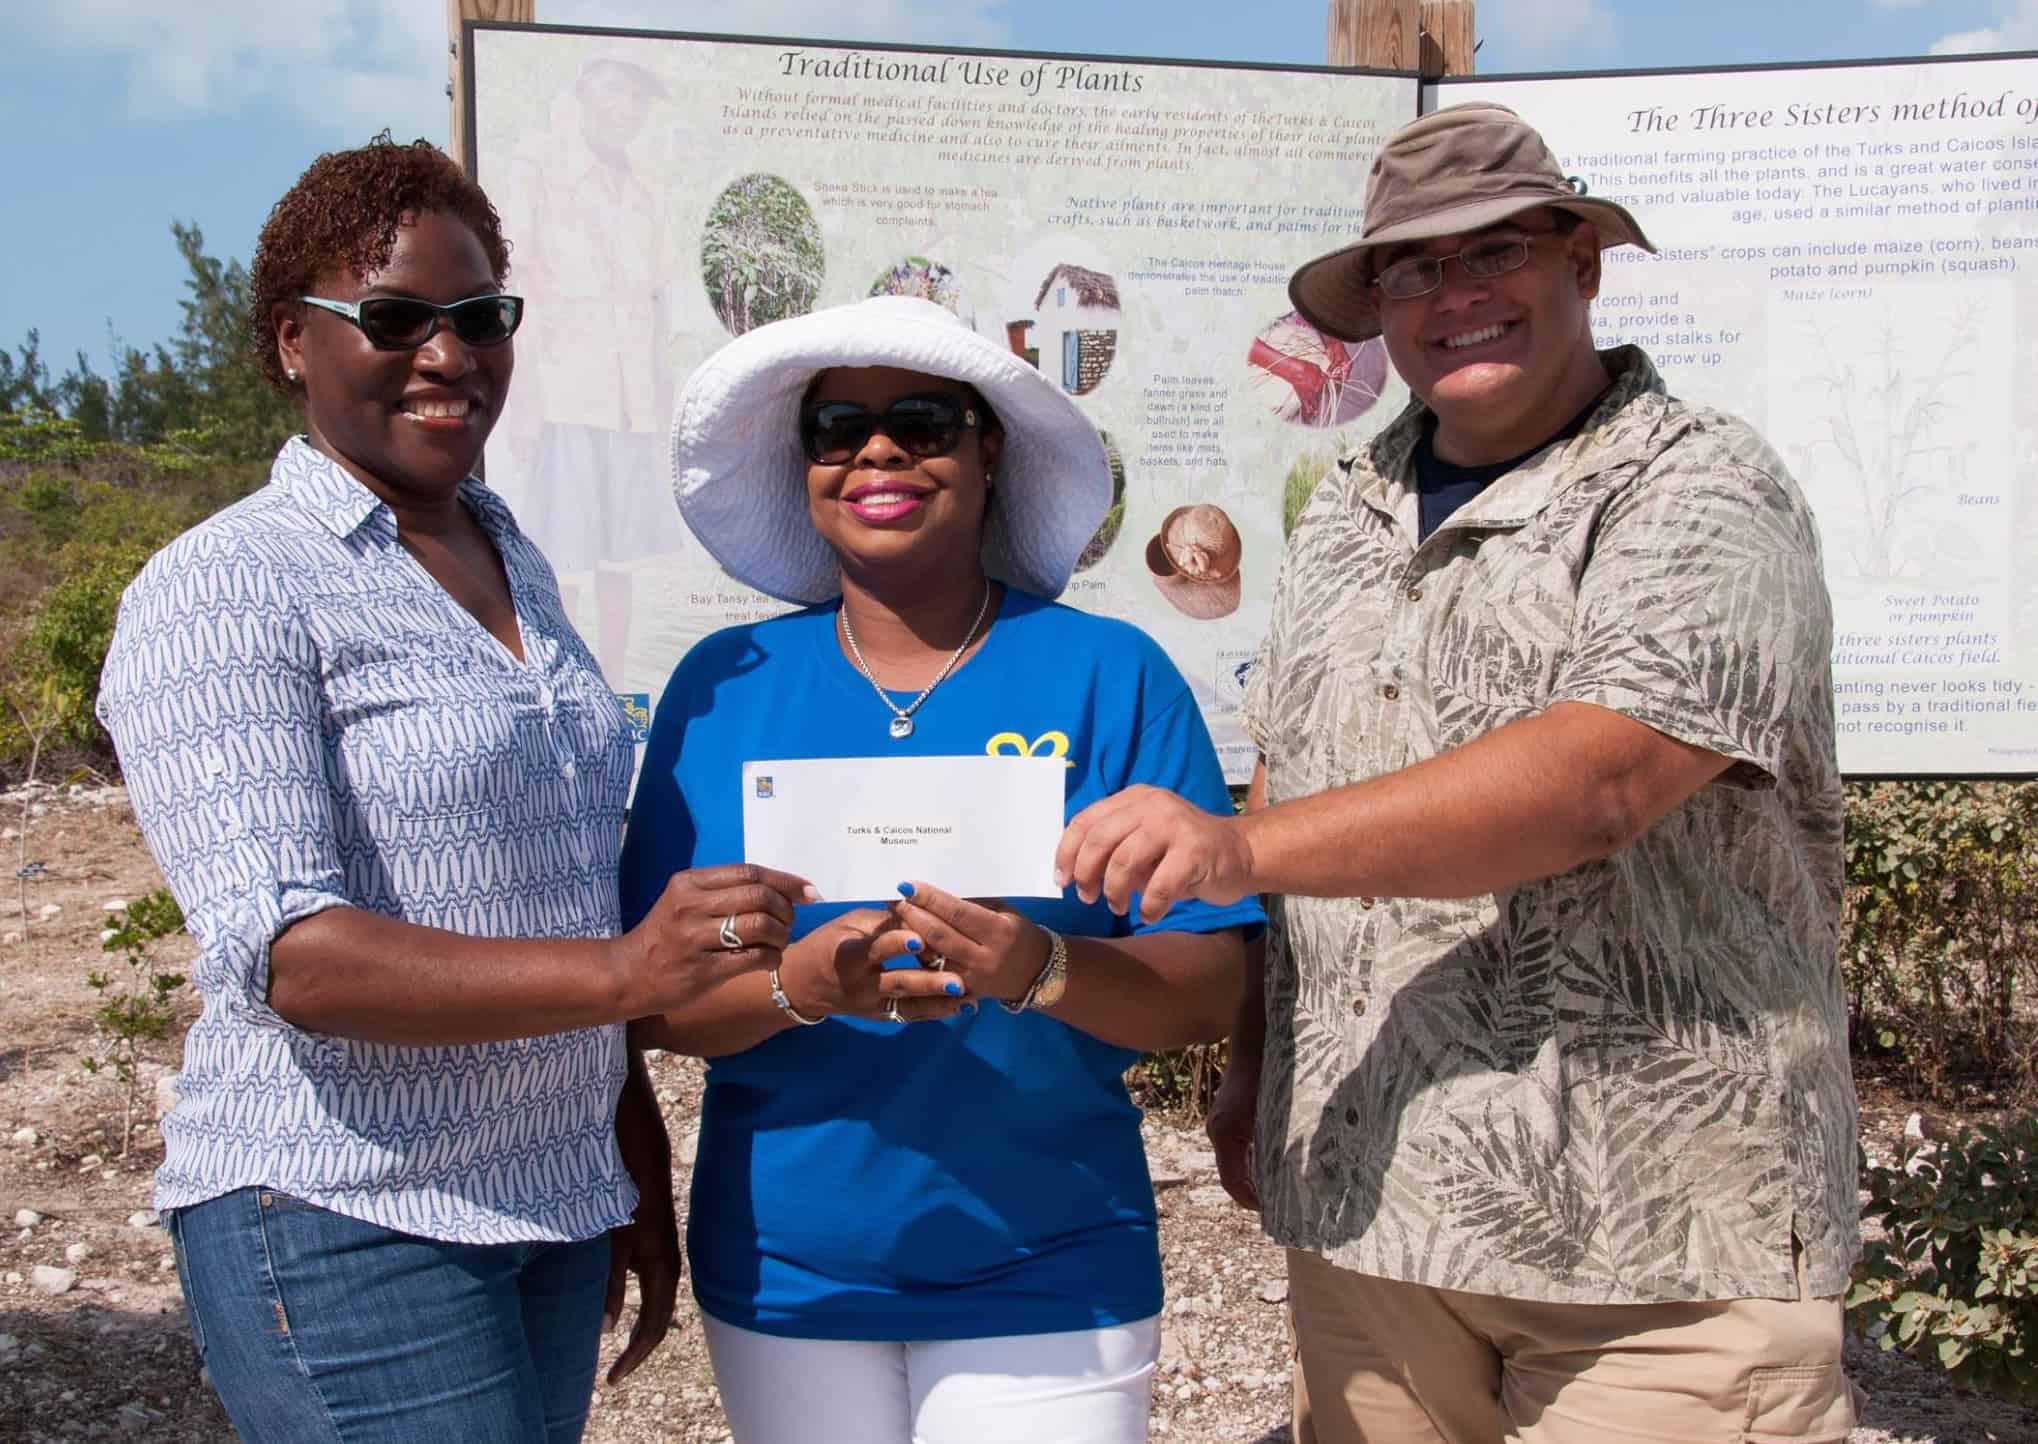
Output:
[95, 136, 808, 1443]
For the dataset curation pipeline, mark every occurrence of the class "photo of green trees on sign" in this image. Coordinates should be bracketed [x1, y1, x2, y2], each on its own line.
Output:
[700, 174, 825, 336]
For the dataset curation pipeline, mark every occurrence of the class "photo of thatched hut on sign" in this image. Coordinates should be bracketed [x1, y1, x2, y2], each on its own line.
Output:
[699, 173, 825, 336]
[1009, 263, 1121, 396]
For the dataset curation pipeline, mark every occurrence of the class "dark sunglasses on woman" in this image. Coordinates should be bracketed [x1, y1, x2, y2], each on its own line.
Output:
[298, 293, 525, 351]
[800, 392, 982, 465]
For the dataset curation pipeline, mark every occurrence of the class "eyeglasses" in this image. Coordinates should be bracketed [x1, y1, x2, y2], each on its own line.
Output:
[1370, 231, 1559, 301]
[298, 293, 525, 351]
[800, 393, 980, 465]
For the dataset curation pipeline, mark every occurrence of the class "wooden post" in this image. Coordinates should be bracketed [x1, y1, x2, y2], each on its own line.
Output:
[1419, 1, 1476, 77]
[448, 0, 536, 168]
[1327, 0, 1419, 70]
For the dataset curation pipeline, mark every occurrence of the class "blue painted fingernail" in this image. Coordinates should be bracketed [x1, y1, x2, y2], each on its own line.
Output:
[897, 882, 916, 898]
[961, 1001, 978, 1015]
[944, 980, 962, 996]
[905, 937, 923, 953]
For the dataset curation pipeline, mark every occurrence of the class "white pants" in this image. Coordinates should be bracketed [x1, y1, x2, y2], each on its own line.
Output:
[701, 1312, 1161, 1444]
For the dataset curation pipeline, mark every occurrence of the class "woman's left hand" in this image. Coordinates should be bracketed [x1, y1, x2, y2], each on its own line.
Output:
[888, 881, 1053, 1006]
[604, 1049, 680, 1384]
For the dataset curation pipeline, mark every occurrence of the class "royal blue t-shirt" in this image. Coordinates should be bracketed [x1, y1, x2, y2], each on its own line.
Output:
[618, 588, 1263, 1341]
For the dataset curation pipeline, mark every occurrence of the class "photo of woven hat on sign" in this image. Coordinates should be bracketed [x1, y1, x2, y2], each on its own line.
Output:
[1145, 503, 1241, 619]
[1246, 310, 1389, 428]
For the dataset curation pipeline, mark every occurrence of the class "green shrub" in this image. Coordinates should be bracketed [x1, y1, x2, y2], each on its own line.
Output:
[0, 442, 264, 779]
[1128, 1041, 1228, 1118]
[16, 543, 155, 751]
[81, 887, 188, 1158]
[1848, 1118, 2038, 1403]
[1843, 781, 2038, 1101]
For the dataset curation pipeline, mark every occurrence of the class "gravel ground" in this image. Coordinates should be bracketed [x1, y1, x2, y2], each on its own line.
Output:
[2, 785, 2034, 1442]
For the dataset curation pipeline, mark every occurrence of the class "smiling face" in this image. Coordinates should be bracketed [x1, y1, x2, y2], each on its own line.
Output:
[803, 365, 1003, 595]
[1374, 209, 1609, 464]
[274, 210, 512, 507]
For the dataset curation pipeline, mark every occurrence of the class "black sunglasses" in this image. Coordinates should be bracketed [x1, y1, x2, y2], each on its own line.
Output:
[299, 293, 525, 351]
[799, 392, 980, 465]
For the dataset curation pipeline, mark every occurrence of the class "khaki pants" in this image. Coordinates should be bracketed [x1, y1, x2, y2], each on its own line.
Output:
[1286, 1248, 1858, 1444]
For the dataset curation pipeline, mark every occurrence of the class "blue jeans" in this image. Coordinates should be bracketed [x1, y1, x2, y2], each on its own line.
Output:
[165, 1188, 609, 1443]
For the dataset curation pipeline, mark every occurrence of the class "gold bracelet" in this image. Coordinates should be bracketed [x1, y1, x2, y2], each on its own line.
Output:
[1000, 927, 1068, 1014]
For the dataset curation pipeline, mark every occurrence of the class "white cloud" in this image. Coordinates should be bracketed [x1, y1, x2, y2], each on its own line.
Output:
[1931, 27, 2009, 52]
[1929, 1, 2038, 52]
[23, 0, 445, 141]
[1477, 0, 1617, 63]
[19, 0, 1009, 143]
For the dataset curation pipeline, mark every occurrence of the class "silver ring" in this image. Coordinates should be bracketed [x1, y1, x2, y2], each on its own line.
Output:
[883, 998, 905, 1024]
[718, 915, 743, 951]
[926, 953, 947, 972]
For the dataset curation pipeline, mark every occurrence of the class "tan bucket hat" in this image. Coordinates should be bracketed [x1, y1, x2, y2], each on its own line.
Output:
[1289, 103, 1656, 342]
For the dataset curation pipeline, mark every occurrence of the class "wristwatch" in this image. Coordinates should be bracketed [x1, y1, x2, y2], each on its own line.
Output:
[1001, 927, 1068, 1013]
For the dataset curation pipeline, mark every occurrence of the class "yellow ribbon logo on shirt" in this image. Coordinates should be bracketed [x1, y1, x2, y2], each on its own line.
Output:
[986, 731, 1074, 768]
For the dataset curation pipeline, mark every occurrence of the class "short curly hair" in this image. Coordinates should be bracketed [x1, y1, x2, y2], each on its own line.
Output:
[248, 134, 512, 395]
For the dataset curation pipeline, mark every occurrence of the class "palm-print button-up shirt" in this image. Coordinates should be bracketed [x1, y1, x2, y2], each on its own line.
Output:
[1240, 348, 1855, 1304]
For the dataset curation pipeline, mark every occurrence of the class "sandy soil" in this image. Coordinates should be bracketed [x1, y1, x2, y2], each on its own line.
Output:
[1, 786, 2033, 1443]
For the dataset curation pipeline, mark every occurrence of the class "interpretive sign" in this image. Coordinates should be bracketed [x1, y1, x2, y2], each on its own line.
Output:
[1439, 57, 2038, 776]
[468, 24, 1416, 782]
[471, 26, 2034, 779]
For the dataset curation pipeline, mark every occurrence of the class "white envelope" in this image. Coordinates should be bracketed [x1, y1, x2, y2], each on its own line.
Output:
[741, 755, 1066, 902]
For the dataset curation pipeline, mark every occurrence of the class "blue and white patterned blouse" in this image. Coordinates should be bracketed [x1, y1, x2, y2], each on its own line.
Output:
[97, 438, 638, 1244]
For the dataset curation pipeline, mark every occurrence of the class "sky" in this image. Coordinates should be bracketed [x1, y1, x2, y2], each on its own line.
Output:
[3, 0, 2036, 376]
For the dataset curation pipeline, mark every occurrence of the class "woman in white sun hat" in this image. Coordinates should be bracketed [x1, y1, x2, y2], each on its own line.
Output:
[618, 294, 1261, 1443]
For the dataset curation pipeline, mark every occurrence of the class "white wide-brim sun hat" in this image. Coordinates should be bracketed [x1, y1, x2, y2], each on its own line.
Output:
[670, 295, 1113, 606]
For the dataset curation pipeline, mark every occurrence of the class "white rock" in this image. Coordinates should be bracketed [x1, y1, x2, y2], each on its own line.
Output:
[14, 1209, 42, 1227]
[37, 903, 60, 919]
[78, 1153, 104, 1170]
[3, 932, 22, 945]
[100, 928, 118, 943]
[13, 1228, 28, 1244]
[1256, 1277, 1289, 1304]
[11, 1126, 38, 1145]
[157, 1258, 175, 1274]
[0, 826, 16, 840]
[1185, 1185, 1232, 1208]
[127, 1210, 160, 1229]
[101, 898, 129, 912]
[30, 1265, 77, 1295]
[65, 1242, 94, 1264]
[3, 1271, 20, 1285]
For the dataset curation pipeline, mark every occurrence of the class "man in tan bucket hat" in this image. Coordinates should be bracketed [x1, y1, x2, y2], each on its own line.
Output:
[1056, 103, 1859, 1441]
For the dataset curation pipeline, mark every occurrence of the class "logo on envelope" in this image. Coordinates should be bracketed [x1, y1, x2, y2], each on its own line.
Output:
[755, 776, 774, 799]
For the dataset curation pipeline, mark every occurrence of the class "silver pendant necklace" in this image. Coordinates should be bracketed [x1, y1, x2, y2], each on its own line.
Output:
[838, 582, 993, 740]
